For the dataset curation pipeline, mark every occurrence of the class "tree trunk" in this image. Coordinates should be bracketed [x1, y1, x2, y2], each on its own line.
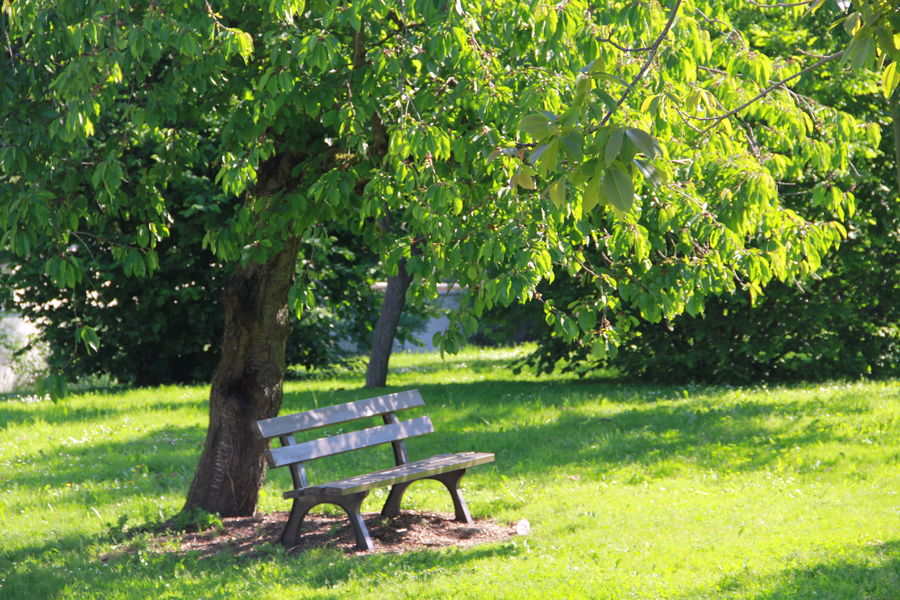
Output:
[365, 259, 412, 388]
[183, 238, 299, 517]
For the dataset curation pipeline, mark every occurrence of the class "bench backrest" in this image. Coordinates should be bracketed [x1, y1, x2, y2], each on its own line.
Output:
[256, 389, 431, 490]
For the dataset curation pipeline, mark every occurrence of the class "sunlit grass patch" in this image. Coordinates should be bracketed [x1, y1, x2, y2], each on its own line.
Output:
[1, 348, 897, 599]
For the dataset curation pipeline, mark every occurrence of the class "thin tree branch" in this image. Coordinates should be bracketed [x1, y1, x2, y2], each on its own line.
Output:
[597, 36, 653, 53]
[746, 0, 816, 8]
[696, 51, 843, 135]
[598, 0, 684, 127]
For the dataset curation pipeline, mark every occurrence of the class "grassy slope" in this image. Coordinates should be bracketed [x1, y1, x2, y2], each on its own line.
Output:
[0, 346, 897, 599]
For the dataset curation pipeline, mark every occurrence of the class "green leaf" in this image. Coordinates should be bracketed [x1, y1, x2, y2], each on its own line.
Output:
[583, 174, 602, 214]
[344, 5, 362, 31]
[574, 76, 592, 103]
[876, 26, 899, 60]
[882, 61, 900, 100]
[625, 128, 661, 158]
[633, 158, 662, 187]
[519, 113, 555, 139]
[136, 226, 150, 248]
[605, 128, 624, 166]
[845, 35, 876, 71]
[234, 29, 254, 63]
[78, 325, 101, 354]
[578, 309, 597, 332]
[541, 138, 560, 176]
[593, 72, 630, 87]
[549, 178, 566, 208]
[685, 295, 704, 317]
[843, 12, 861, 36]
[640, 94, 659, 114]
[561, 133, 584, 162]
[602, 162, 634, 213]
[37, 374, 68, 401]
[530, 138, 560, 176]
[529, 144, 549, 165]
[685, 90, 702, 112]
[512, 166, 537, 190]
[594, 89, 618, 112]
[453, 195, 463, 215]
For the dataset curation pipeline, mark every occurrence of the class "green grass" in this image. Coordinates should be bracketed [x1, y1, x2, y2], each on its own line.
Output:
[1, 346, 898, 599]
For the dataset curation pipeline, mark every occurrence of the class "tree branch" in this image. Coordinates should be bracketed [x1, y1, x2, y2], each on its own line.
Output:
[696, 51, 843, 135]
[746, 0, 816, 8]
[597, 36, 653, 53]
[598, 0, 684, 127]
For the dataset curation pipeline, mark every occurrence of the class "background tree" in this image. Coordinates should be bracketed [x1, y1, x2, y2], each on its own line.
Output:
[479, 1, 898, 382]
[0, 176, 227, 387]
[0, 212, 405, 387]
[1, 0, 878, 517]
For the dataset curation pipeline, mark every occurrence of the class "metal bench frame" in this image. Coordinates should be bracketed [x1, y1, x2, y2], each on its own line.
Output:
[256, 389, 494, 550]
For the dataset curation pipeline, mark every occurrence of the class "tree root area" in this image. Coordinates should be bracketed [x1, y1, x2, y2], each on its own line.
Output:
[170, 511, 518, 558]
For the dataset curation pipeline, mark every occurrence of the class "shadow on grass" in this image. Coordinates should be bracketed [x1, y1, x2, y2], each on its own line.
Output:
[707, 540, 899, 600]
[2, 374, 881, 586]
[0, 387, 208, 430]
[0, 530, 517, 599]
[5, 376, 873, 499]
[1, 426, 202, 566]
[280, 379, 870, 484]
[0, 400, 127, 430]
[266, 379, 878, 522]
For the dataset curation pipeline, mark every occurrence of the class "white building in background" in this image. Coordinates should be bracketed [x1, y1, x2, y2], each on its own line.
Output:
[0, 312, 44, 393]
[369, 282, 466, 352]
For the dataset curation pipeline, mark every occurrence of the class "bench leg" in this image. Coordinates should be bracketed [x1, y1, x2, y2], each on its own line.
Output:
[381, 482, 412, 518]
[282, 496, 318, 546]
[281, 492, 373, 551]
[333, 491, 373, 551]
[431, 469, 473, 524]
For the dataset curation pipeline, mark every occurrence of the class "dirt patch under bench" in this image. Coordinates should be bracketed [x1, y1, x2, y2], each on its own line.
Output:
[155, 511, 520, 559]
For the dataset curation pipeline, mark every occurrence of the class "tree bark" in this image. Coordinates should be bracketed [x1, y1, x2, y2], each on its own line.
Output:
[365, 259, 412, 388]
[183, 238, 299, 517]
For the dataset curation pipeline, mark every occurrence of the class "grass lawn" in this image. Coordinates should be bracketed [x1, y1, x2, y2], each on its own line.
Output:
[1, 346, 897, 599]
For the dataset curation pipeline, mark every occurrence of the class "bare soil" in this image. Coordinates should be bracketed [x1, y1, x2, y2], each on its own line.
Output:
[154, 511, 518, 559]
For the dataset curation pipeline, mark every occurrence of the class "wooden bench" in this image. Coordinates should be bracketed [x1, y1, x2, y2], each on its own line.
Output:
[256, 389, 494, 550]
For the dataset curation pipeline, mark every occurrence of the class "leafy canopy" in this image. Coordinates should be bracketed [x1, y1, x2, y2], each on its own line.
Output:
[0, 0, 890, 362]
[507, 1, 900, 381]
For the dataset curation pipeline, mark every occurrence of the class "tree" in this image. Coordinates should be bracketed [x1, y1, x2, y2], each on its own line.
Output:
[0, 209, 399, 387]
[603, 5, 900, 383]
[0, 177, 227, 387]
[1, 0, 886, 516]
[365, 256, 414, 388]
[486, 1, 899, 382]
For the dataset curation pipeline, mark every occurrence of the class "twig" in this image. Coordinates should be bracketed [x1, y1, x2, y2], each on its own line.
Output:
[695, 51, 843, 135]
[2, 16, 16, 74]
[746, 0, 816, 8]
[597, 37, 653, 53]
[698, 65, 727, 75]
[598, 0, 684, 127]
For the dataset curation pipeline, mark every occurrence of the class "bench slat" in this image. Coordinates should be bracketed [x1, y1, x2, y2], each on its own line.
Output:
[257, 389, 424, 439]
[284, 451, 495, 497]
[267, 416, 434, 468]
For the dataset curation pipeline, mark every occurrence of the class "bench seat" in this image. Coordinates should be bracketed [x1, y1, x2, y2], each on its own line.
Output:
[285, 451, 495, 498]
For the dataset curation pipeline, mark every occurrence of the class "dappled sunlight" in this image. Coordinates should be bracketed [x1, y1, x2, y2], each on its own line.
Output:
[685, 540, 900, 600]
[1, 349, 897, 599]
